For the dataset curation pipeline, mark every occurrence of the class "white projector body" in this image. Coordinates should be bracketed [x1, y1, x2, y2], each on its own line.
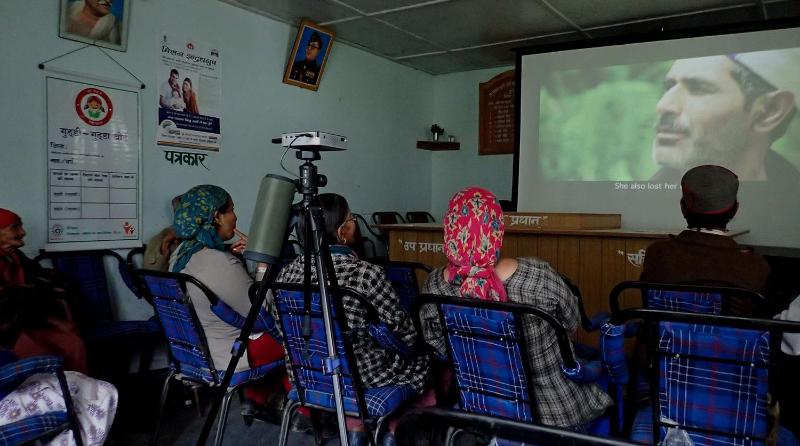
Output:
[280, 131, 347, 150]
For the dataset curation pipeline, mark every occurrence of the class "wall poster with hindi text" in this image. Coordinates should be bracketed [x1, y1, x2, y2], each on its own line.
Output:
[46, 76, 141, 250]
[157, 33, 221, 151]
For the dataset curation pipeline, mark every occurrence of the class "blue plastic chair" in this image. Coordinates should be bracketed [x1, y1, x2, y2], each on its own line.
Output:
[34, 250, 161, 373]
[133, 269, 284, 446]
[384, 261, 432, 313]
[0, 355, 84, 446]
[608, 282, 800, 446]
[271, 282, 418, 446]
[414, 293, 624, 445]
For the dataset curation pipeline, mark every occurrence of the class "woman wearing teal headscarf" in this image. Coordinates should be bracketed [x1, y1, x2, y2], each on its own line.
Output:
[169, 185, 288, 414]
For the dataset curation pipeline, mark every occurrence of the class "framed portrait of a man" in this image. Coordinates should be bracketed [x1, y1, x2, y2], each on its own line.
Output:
[59, 0, 131, 52]
[283, 20, 335, 91]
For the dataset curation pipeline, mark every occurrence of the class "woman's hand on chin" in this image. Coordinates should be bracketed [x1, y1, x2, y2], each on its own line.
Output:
[230, 229, 248, 254]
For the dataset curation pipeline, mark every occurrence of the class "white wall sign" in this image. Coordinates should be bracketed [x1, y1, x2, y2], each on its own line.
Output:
[46, 76, 141, 249]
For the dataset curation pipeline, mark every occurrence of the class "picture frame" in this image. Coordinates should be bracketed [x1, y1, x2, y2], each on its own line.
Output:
[59, 0, 131, 52]
[283, 20, 335, 91]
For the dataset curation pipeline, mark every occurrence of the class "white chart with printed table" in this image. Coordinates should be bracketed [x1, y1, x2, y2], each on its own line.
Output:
[46, 76, 141, 249]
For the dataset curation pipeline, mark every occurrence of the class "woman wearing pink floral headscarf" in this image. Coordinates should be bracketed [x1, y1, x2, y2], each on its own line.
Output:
[423, 187, 611, 429]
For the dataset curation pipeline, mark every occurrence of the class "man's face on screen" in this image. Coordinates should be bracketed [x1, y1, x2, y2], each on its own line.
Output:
[653, 56, 753, 171]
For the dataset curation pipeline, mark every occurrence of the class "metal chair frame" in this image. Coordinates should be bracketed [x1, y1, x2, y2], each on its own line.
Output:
[609, 281, 790, 446]
[384, 261, 432, 312]
[34, 248, 159, 374]
[133, 268, 277, 446]
[371, 212, 406, 226]
[396, 407, 639, 446]
[412, 293, 615, 444]
[405, 211, 436, 224]
[272, 282, 411, 446]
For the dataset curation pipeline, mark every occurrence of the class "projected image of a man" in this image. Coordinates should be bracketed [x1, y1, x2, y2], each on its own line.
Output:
[651, 50, 799, 184]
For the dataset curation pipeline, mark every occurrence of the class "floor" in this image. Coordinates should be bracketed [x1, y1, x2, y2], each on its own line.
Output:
[109, 370, 332, 446]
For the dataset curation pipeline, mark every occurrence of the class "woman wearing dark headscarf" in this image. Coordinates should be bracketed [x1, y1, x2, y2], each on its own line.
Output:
[422, 187, 611, 430]
[169, 185, 286, 411]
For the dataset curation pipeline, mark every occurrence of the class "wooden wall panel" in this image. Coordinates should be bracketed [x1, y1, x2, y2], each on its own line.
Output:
[577, 237, 603, 345]
[503, 234, 520, 260]
[516, 234, 539, 259]
[537, 237, 558, 266]
[600, 238, 629, 313]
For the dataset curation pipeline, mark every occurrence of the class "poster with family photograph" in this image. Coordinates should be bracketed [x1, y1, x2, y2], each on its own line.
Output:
[157, 34, 222, 151]
[59, 0, 130, 52]
[283, 20, 335, 91]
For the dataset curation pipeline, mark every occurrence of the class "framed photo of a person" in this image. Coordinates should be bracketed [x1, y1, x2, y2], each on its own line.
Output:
[283, 20, 335, 91]
[59, 0, 131, 52]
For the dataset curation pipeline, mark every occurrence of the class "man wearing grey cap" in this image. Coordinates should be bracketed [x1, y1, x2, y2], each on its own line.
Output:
[651, 49, 800, 186]
[641, 165, 770, 316]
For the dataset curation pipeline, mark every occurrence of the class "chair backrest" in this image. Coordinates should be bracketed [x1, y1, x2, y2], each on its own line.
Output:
[384, 261, 432, 312]
[372, 212, 406, 226]
[271, 282, 379, 417]
[415, 294, 580, 424]
[657, 321, 770, 446]
[353, 213, 381, 259]
[35, 249, 128, 322]
[405, 212, 436, 224]
[610, 281, 764, 316]
[126, 245, 145, 269]
[133, 269, 221, 385]
[609, 282, 777, 446]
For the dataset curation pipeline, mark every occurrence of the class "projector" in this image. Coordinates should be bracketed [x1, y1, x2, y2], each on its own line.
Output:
[279, 131, 347, 151]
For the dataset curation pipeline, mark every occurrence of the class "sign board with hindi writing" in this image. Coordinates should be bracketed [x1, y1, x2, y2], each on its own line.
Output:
[504, 212, 621, 230]
[157, 33, 221, 151]
[479, 70, 515, 155]
[46, 76, 141, 250]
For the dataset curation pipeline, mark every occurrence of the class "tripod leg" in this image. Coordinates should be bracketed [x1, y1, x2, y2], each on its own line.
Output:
[213, 388, 235, 446]
[195, 265, 282, 446]
[151, 370, 175, 446]
[279, 400, 301, 446]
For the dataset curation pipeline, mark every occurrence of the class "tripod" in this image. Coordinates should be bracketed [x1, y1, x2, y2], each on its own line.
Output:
[196, 149, 352, 446]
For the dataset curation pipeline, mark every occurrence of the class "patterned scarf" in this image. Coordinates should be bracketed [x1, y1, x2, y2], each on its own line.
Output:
[444, 187, 507, 301]
[171, 185, 229, 273]
[0, 209, 25, 290]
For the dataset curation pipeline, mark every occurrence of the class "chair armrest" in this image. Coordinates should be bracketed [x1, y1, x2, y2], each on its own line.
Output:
[0, 356, 64, 390]
[561, 359, 602, 383]
[368, 322, 414, 360]
[209, 300, 281, 341]
[599, 322, 629, 385]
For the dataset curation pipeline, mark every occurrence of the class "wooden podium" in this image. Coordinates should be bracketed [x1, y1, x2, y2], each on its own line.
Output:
[377, 212, 679, 344]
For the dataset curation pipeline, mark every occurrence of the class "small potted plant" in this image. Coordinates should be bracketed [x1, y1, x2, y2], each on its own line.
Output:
[430, 124, 444, 141]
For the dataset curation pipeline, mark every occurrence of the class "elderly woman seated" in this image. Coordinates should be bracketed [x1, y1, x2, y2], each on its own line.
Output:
[276, 193, 431, 445]
[421, 187, 611, 431]
[0, 209, 86, 372]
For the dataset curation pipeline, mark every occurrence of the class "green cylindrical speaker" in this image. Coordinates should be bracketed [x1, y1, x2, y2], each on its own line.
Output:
[244, 174, 296, 264]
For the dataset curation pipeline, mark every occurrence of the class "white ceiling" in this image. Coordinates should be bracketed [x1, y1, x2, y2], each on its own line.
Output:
[220, 0, 800, 74]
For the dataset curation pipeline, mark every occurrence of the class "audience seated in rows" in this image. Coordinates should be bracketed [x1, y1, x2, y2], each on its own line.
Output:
[168, 185, 287, 417]
[143, 194, 184, 271]
[640, 165, 771, 316]
[421, 186, 612, 430]
[276, 193, 432, 445]
[0, 209, 87, 373]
